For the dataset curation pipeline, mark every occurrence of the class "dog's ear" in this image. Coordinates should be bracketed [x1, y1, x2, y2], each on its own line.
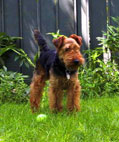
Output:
[52, 36, 65, 49]
[70, 34, 82, 46]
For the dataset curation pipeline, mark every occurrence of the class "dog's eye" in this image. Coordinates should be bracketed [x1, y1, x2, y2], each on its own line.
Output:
[65, 48, 70, 52]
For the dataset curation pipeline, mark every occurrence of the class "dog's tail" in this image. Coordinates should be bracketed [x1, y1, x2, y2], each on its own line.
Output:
[34, 30, 49, 51]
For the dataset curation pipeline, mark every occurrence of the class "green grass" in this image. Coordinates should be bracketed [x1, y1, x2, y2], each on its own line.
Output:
[0, 96, 119, 142]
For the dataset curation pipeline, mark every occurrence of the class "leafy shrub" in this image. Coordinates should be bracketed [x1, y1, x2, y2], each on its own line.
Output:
[97, 17, 119, 61]
[78, 17, 119, 98]
[0, 32, 35, 68]
[79, 47, 119, 98]
[0, 67, 29, 103]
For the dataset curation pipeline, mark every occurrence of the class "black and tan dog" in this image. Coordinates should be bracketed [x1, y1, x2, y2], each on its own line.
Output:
[30, 30, 84, 112]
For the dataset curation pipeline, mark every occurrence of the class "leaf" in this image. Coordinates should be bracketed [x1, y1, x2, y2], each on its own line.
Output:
[24, 61, 30, 68]
[3, 66, 7, 72]
[0, 46, 13, 56]
[11, 37, 22, 40]
[47, 30, 64, 39]
[34, 53, 39, 63]
[20, 60, 24, 67]
[14, 55, 20, 61]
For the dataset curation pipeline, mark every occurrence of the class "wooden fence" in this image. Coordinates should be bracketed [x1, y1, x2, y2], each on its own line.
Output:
[0, 0, 119, 81]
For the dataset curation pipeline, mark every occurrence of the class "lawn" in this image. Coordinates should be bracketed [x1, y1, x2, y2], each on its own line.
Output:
[0, 96, 119, 142]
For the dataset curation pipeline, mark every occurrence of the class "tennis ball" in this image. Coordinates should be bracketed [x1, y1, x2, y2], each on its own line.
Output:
[36, 114, 47, 122]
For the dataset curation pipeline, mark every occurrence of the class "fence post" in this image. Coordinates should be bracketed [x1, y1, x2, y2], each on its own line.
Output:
[89, 0, 107, 49]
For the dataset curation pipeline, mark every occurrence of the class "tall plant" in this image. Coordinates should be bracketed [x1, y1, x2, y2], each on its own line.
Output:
[97, 17, 119, 62]
[0, 32, 35, 68]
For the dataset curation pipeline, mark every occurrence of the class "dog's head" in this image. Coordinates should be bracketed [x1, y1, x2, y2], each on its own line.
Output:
[53, 34, 85, 71]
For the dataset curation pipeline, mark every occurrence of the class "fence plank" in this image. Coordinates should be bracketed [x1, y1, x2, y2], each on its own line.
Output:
[89, 0, 107, 49]
[77, 0, 81, 35]
[58, 0, 75, 36]
[0, 1, 1, 32]
[80, 0, 89, 51]
[40, 0, 56, 48]
[0, 0, 3, 32]
[109, 0, 119, 63]
[0, 0, 5, 32]
[3, 0, 20, 71]
[2, 0, 117, 79]
[109, 0, 119, 24]
[21, 0, 38, 80]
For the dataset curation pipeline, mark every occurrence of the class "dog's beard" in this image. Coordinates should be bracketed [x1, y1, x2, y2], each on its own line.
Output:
[65, 64, 79, 71]
[60, 59, 79, 71]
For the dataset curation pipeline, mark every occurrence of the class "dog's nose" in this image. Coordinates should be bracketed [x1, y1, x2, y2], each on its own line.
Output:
[74, 59, 79, 65]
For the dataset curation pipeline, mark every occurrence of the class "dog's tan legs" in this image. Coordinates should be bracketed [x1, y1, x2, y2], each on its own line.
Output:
[30, 74, 46, 112]
[67, 81, 81, 112]
[49, 86, 63, 112]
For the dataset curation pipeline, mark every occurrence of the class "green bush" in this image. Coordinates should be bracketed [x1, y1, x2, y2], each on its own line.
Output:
[79, 17, 119, 98]
[79, 47, 119, 98]
[0, 67, 29, 103]
[0, 32, 35, 68]
[97, 17, 119, 61]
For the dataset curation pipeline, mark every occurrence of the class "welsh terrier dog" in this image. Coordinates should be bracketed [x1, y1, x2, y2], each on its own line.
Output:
[30, 30, 85, 112]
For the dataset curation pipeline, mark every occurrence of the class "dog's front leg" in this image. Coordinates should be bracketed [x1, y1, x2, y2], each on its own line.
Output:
[49, 81, 63, 112]
[67, 81, 81, 112]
